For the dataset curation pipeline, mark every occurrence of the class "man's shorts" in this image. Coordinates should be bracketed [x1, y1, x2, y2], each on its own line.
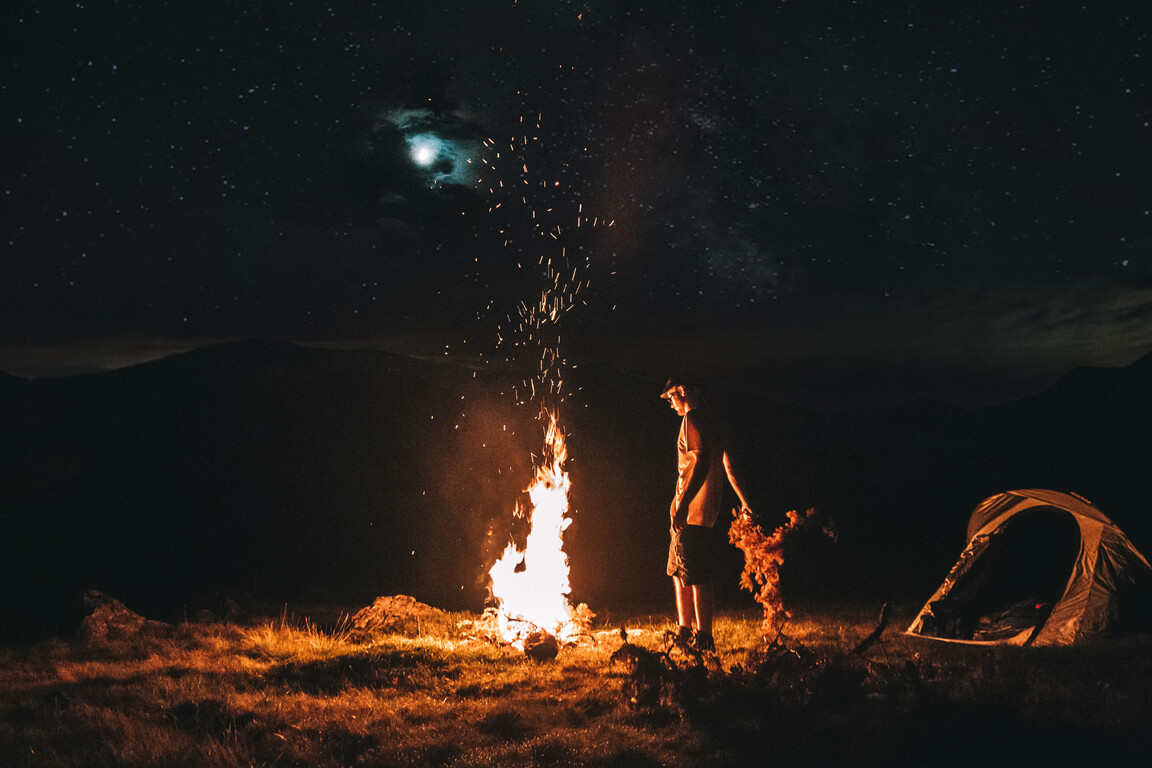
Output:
[667, 523, 716, 585]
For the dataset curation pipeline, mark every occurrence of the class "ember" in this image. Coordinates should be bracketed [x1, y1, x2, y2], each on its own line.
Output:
[488, 411, 589, 648]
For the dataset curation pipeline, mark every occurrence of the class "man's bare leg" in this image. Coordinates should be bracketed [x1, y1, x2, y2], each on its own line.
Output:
[692, 582, 714, 638]
[674, 576, 696, 635]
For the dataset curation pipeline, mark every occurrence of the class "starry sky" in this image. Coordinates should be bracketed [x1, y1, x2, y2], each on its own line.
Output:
[3, 1, 1150, 405]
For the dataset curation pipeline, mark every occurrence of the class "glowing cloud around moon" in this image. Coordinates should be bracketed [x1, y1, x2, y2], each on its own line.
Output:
[402, 131, 480, 186]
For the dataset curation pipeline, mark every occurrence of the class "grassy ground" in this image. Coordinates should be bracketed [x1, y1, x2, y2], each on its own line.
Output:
[2, 602, 1150, 767]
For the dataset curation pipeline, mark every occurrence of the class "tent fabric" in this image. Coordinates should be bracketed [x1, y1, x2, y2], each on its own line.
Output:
[907, 489, 1152, 646]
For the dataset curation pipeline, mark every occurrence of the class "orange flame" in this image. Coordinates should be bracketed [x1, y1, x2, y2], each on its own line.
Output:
[488, 412, 578, 646]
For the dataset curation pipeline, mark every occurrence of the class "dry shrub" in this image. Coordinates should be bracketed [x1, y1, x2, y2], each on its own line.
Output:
[728, 507, 835, 636]
[609, 640, 679, 710]
[607, 628, 723, 717]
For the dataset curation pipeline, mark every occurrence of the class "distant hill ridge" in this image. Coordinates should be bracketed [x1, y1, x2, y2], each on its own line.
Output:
[1, 339, 1149, 642]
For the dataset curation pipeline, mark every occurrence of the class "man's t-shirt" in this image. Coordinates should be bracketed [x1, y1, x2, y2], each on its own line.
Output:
[671, 405, 728, 528]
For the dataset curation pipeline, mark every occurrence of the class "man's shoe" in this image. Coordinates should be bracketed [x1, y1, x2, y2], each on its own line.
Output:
[693, 631, 715, 653]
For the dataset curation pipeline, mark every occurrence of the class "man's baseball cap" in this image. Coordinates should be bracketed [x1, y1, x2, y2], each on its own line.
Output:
[660, 375, 686, 398]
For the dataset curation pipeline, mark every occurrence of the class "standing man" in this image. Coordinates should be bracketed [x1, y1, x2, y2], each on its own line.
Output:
[661, 376, 752, 653]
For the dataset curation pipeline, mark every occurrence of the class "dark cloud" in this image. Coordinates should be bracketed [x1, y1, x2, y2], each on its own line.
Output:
[0, 337, 197, 379]
[589, 281, 1152, 406]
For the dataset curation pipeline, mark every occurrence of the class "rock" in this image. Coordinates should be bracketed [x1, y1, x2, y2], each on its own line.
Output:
[77, 590, 170, 644]
[192, 594, 255, 625]
[193, 608, 218, 624]
[350, 595, 443, 633]
[222, 597, 252, 624]
[522, 631, 560, 661]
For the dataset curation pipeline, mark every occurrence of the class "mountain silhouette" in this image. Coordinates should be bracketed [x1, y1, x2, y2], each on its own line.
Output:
[2, 342, 1149, 640]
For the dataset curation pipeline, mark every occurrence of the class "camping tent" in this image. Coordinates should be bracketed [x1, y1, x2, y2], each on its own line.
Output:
[907, 489, 1152, 646]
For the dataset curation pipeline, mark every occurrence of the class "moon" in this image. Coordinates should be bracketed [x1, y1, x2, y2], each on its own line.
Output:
[412, 141, 437, 167]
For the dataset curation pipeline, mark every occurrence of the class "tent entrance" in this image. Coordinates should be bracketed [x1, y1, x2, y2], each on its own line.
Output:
[917, 508, 1080, 642]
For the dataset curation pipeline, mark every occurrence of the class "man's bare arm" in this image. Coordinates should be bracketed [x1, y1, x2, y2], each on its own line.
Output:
[723, 450, 752, 514]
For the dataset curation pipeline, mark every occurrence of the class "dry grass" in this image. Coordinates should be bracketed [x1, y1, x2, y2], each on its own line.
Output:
[2, 603, 1151, 767]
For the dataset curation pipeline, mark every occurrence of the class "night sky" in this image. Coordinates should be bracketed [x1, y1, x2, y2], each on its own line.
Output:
[3, 1, 1150, 405]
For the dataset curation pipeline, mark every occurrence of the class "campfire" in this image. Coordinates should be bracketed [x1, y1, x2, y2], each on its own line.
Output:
[487, 411, 591, 650]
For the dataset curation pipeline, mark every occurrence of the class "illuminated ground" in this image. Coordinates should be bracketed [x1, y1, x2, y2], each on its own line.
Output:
[2, 603, 1150, 767]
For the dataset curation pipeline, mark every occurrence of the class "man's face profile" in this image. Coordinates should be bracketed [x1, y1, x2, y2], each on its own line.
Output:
[663, 386, 689, 416]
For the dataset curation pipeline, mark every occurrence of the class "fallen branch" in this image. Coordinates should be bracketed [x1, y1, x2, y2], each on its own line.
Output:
[851, 603, 890, 656]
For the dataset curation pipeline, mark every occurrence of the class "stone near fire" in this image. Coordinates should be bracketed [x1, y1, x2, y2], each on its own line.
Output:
[522, 630, 560, 661]
[351, 594, 444, 633]
[77, 590, 171, 644]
